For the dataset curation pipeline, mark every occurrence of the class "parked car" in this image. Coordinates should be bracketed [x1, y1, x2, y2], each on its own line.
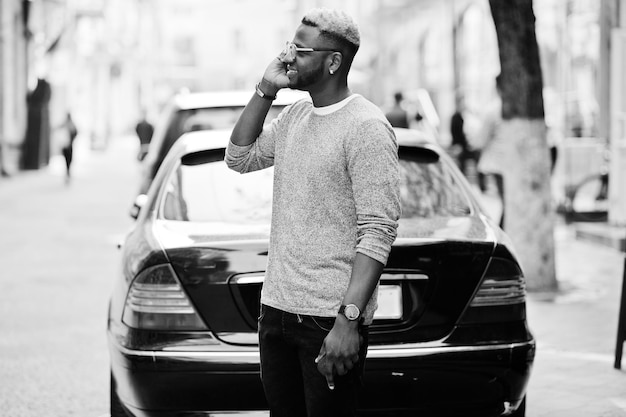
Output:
[137, 89, 308, 195]
[109, 127, 535, 417]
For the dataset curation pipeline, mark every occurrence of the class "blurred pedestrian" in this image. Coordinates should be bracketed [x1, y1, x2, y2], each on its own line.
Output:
[60, 113, 78, 183]
[135, 111, 154, 161]
[23, 78, 52, 170]
[449, 96, 478, 177]
[476, 75, 506, 229]
[546, 124, 561, 175]
[385, 91, 410, 128]
[0, 141, 9, 177]
[226, 8, 400, 416]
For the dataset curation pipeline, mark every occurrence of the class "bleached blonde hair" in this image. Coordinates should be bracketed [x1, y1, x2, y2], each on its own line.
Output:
[302, 8, 360, 50]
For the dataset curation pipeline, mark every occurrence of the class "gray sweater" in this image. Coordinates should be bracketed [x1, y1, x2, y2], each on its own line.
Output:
[225, 95, 400, 324]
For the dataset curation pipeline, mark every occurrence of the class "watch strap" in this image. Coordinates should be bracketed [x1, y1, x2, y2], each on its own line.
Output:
[255, 83, 276, 101]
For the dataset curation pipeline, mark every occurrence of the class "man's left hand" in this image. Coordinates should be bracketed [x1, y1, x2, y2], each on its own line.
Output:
[315, 317, 361, 390]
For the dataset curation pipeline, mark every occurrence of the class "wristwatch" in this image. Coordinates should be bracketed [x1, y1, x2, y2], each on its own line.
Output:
[338, 304, 361, 321]
[255, 83, 276, 101]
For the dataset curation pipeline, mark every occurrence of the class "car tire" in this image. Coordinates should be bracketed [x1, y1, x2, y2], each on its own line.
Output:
[509, 396, 526, 416]
[110, 374, 131, 417]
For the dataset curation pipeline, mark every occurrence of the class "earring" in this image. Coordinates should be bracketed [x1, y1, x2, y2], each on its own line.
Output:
[329, 69, 335, 75]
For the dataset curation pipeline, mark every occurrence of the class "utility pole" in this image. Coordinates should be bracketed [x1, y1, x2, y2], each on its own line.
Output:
[599, 0, 615, 144]
[606, 0, 626, 226]
[451, 0, 460, 100]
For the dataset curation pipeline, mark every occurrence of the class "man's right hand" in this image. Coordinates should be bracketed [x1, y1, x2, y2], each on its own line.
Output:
[229, 48, 291, 147]
[260, 50, 291, 94]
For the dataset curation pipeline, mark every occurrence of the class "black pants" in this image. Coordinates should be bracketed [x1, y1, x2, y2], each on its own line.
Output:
[62, 146, 73, 176]
[258, 304, 369, 417]
[457, 149, 480, 177]
[478, 172, 505, 229]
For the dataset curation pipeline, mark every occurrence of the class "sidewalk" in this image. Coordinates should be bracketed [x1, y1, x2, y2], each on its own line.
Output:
[525, 220, 626, 416]
[0, 133, 140, 417]
[575, 222, 626, 253]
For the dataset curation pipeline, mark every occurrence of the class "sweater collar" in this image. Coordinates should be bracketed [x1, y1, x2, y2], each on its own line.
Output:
[312, 94, 360, 116]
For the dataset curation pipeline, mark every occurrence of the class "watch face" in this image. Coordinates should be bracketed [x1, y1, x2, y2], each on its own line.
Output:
[344, 304, 360, 320]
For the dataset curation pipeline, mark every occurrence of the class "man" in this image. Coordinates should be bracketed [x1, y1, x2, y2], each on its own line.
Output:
[450, 95, 479, 177]
[476, 74, 506, 229]
[385, 91, 409, 128]
[225, 8, 400, 417]
[60, 112, 78, 183]
[385, 91, 409, 129]
[135, 111, 154, 161]
[450, 109, 468, 173]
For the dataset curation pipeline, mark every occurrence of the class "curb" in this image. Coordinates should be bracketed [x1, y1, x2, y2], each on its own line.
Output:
[575, 222, 626, 253]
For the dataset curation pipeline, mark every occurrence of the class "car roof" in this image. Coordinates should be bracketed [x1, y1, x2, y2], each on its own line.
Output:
[170, 127, 439, 160]
[173, 89, 310, 110]
[394, 127, 438, 147]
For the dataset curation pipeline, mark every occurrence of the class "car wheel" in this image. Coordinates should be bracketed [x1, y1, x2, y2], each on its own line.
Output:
[110, 374, 131, 417]
[509, 396, 526, 416]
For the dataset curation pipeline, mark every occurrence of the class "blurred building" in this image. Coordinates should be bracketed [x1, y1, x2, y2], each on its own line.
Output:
[0, 0, 30, 173]
[369, 0, 603, 143]
[372, 0, 626, 225]
[0, 0, 114, 170]
[132, 0, 376, 119]
[2, 0, 624, 225]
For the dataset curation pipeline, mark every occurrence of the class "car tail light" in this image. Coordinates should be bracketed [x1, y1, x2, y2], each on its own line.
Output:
[470, 257, 526, 307]
[122, 264, 208, 330]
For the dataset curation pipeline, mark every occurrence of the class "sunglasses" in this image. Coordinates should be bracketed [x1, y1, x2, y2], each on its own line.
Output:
[281, 41, 340, 62]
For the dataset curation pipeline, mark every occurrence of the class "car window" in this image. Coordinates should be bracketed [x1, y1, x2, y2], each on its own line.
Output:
[398, 158, 471, 218]
[161, 160, 274, 223]
[158, 151, 471, 223]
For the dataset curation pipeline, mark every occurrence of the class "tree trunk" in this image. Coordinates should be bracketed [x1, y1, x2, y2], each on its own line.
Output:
[489, 0, 558, 292]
